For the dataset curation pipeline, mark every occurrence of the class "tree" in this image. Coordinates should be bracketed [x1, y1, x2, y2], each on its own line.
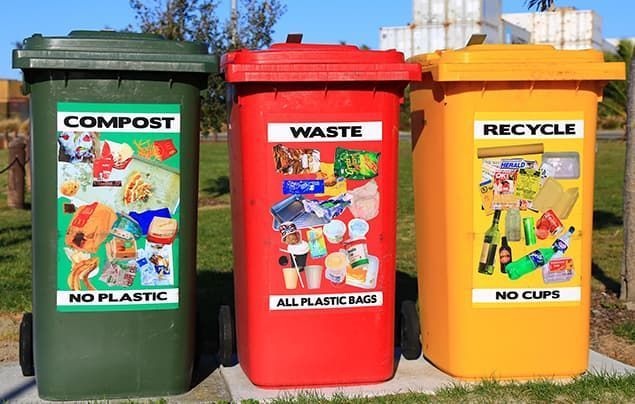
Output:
[526, 0, 555, 11]
[622, 53, 635, 308]
[600, 40, 633, 129]
[128, 0, 286, 134]
[521, 1, 633, 307]
[338, 41, 370, 50]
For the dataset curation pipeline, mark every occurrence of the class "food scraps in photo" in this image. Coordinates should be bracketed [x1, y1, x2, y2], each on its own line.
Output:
[123, 171, 153, 205]
[58, 131, 99, 163]
[65, 202, 117, 253]
[273, 144, 320, 175]
[67, 257, 99, 291]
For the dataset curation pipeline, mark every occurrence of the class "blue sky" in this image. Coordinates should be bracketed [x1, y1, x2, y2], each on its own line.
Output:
[1, 0, 633, 79]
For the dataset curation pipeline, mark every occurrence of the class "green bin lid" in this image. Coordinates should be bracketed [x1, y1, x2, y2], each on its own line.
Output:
[13, 30, 218, 74]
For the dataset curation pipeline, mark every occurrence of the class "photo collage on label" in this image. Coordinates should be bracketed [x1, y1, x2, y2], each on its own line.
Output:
[476, 143, 580, 284]
[57, 130, 180, 292]
[271, 144, 382, 291]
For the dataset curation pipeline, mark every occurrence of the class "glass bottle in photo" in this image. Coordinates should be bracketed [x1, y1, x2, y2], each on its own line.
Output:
[499, 236, 512, 274]
[478, 210, 501, 275]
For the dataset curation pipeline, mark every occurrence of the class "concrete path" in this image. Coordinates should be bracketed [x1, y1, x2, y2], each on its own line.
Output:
[220, 350, 635, 401]
[0, 355, 231, 403]
[221, 352, 455, 401]
[1, 350, 633, 402]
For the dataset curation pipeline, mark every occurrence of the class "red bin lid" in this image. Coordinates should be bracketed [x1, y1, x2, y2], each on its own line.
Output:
[222, 42, 421, 83]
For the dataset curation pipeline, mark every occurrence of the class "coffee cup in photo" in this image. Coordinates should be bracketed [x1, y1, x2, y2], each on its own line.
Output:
[282, 267, 298, 289]
[287, 240, 309, 270]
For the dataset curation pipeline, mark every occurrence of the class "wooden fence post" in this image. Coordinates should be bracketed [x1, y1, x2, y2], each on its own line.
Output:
[7, 136, 26, 209]
[25, 137, 31, 192]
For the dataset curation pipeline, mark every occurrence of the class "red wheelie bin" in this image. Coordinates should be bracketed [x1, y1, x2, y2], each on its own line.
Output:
[219, 38, 419, 387]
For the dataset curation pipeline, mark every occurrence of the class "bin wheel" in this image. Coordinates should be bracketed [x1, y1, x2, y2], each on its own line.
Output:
[400, 300, 421, 360]
[19, 312, 34, 377]
[217, 305, 234, 367]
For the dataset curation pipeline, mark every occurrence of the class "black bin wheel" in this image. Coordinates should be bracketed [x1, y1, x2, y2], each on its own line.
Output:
[400, 300, 421, 360]
[19, 312, 34, 376]
[217, 305, 234, 367]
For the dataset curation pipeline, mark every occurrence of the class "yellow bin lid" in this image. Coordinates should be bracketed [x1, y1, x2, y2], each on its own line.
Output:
[409, 44, 625, 82]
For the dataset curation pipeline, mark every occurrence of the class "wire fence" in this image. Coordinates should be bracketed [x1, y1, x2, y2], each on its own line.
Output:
[0, 157, 27, 174]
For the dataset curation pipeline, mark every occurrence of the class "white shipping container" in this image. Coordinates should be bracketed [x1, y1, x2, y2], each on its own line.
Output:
[444, 21, 500, 49]
[380, 26, 416, 59]
[412, 25, 448, 56]
[501, 20, 530, 44]
[501, 8, 603, 50]
[380, 22, 500, 58]
[562, 9, 602, 43]
[560, 40, 604, 50]
[413, 0, 443, 24]
[414, 0, 501, 26]
[501, 13, 531, 35]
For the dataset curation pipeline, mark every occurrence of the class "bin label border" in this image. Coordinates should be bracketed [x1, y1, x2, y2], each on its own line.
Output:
[270, 292, 383, 310]
[472, 111, 585, 308]
[472, 287, 581, 304]
[474, 119, 584, 139]
[57, 289, 179, 307]
[57, 111, 181, 133]
[267, 121, 382, 143]
[56, 102, 181, 313]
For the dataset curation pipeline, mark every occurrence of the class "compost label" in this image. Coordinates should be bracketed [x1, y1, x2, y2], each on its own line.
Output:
[472, 111, 584, 307]
[267, 120, 384, 310]
[56, 102, 181, 312]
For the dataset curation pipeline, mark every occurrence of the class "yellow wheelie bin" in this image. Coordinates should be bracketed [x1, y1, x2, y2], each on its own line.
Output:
[409, 45, 624, 379]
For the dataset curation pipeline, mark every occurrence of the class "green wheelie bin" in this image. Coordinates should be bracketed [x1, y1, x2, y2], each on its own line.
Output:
[12, 31, 217, 400]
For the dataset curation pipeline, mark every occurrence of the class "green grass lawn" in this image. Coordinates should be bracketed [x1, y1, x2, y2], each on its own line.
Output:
[270, 373, 635, 403]
[592, 141, 626, 293]
[0, 149, 31, 311]
[0, 140, 632, 401]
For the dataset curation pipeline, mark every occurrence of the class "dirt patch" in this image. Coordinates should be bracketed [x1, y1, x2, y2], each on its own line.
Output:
[0, 340, 18, 364]
[0, 312, 20, 364]
[595, 335, 635, 367]
[590, 291, 635, 366]
[198, 197, 229, 209]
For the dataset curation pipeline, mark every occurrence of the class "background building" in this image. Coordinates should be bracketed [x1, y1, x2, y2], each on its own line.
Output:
[503, 7, 615, 52]
[0, 79, 28, 121]
[380, 0, 615, 58]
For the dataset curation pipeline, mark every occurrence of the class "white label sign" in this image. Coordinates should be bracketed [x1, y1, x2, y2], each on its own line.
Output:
[57, 289, 179, 307]
[267, 121, 383, 143]
[474, 120, 584, 139]
[57, 112, 181, 133]
[270, 292, 383, 310]
[472, 287, 581, 303]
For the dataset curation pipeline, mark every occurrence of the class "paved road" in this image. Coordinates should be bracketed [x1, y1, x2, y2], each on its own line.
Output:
[597, 130, 626, 140]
